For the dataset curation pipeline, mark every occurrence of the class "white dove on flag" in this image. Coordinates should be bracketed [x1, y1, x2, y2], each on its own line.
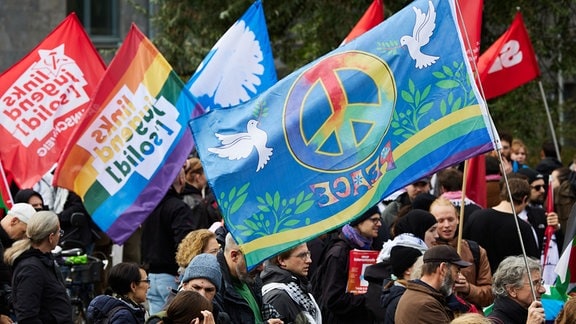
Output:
[189, 20, 265, 109]
[208, 119, 273, 172]
[400, 0, 439, 69]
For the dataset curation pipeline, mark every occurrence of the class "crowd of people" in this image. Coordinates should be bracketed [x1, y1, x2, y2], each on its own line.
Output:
[1, 136, 576, 324]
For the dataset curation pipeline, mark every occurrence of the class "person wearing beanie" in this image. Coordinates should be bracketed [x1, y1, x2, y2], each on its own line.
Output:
[261, 243, 321, 324]
[393, 209, 438, 247]
[14, 189, 45, 211]
[147, 253, 229, 324]
[381, 246, 422, 324]
[0, 203, 36, 320]
[311, 205, 381, 324]
[182, 253, 222, 302]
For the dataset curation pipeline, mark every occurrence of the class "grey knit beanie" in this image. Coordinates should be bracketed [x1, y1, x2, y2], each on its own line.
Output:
[182, 253, 222, 291]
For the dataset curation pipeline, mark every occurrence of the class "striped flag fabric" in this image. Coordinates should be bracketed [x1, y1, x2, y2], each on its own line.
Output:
[54, 25, 202, 243]
[190, 0, 497, 269]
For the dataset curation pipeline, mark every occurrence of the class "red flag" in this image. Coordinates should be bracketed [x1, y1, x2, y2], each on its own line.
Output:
[341, 0, 384, 45]
[465, 155, 487, 208]
[543, 175, 556, 266]
[458, 0, 486, 208]
[477, 12, 540, 100]
[0, 161, 13, 214]
[0, 13, 106, 188]
[455, 0, 483, 65]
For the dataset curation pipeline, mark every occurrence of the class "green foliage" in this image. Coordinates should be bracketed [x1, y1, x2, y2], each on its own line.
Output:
[234, 190, 315, 238]
[149, 0, 576, 163]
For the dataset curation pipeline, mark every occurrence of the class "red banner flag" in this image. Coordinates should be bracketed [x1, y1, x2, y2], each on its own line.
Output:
[0, 13, 106, 188]
[455, 0, 483, 65]
[477, 12, 540, 100]
[0, 161, 13, 215]
[341, 0, 384, 45]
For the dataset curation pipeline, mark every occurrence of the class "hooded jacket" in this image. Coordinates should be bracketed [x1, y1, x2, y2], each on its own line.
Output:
[261, 264, 320, 324]
[11, 248, 72, 323]
[87, 294, 146, 323]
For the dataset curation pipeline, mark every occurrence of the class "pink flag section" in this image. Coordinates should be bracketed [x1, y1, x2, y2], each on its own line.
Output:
[477, 12, 540, 100]
[0, 13, 105, 188]
[341, 0, 384, 45]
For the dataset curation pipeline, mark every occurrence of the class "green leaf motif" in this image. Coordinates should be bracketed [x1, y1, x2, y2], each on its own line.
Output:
[436, 80, 459, 89]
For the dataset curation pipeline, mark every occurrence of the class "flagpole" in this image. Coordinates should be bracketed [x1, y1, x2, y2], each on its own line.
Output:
[456, 160, 469, 255]
[538, 80, 562, 162]
[496, 149, 539, 303]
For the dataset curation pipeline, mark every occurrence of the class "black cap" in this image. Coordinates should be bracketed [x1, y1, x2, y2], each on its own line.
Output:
[516, 167, 544, 185]
[423, 245, 471, 267]
[350, 205, 380, 227]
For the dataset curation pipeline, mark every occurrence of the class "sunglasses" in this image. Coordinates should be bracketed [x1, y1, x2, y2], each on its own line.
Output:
[531, 185, 545, 191]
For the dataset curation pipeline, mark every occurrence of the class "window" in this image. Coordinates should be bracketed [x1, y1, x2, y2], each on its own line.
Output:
[67, 0, 119, 45]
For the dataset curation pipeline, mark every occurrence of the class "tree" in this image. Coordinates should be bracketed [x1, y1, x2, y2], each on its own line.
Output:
[150, 0, 576, 164]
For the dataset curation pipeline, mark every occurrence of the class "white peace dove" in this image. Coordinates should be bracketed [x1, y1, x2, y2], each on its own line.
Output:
[400, 0, 439, 69]
[208, 119, 273, 172]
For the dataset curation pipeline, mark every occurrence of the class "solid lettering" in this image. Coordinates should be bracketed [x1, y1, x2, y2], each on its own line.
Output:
[95, 146, 114, 163]
[22, 116, 41, 130]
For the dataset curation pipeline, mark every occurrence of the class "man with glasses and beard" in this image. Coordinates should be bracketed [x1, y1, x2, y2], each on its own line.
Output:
[215, 233, 283, 324]
[395, 245, 472, 323]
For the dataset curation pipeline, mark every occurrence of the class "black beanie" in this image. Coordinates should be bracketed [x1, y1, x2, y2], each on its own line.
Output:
[394, 209, 437, 241]
[390, 245, 422, 278]
[350, 205, 381, 227]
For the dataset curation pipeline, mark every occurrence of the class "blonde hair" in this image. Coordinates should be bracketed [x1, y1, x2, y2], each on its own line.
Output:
[430, 197, 457, 214]
[555, 297, 576, 324]
[175, 229, 217, 268]
[4, 211, 59, 265]
[450, 313, 491, 324]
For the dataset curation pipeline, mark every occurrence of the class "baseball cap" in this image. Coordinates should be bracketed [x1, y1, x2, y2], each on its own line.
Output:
[423, 245, 472, 267]
[7, 203, 36, 224]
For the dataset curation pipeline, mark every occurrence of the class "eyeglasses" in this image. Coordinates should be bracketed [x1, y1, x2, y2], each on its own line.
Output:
[531, 185, 545, 191]
[525, 279, 545, 287]
[139, 278, 151, 284]
[54, 229, 64, 237]
[292, 251, 312, 260]
[368, 217, 382, 224]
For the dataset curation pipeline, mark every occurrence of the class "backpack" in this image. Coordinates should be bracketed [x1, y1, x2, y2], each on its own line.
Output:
[466, 239, 481, 279]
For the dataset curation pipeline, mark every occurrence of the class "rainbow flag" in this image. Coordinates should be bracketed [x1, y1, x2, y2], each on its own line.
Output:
[54, 25, 202, 243]
[190, 0, 496, 269]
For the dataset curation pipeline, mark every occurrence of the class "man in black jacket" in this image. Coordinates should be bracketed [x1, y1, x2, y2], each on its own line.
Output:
[141, 167, 198, 314]
[215, 233, 282, 324]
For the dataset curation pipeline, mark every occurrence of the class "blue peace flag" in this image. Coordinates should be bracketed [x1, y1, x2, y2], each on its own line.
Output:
[186, 0, 277, 110]
[190, 0, 496, 269]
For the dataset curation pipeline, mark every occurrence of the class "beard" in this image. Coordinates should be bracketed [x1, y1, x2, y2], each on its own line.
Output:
[439, 269, 455, 297]
[236, 263, 256, 285]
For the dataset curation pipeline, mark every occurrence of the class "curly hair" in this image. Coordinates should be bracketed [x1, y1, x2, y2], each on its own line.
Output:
[175, 229, 217, 268]
[492, 255, 540, 298]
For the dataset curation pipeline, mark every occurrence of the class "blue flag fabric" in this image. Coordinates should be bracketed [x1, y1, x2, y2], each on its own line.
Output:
[190, 0, 496, 269]
[186, 0, 277, 110]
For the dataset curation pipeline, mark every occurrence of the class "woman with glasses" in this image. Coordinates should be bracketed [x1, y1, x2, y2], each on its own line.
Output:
[87, 262, 149, 323]
[311, 205, 382, 324]
[488, 255, 546, 324]
[261, 243, 321, 323]
[3, 211, 72, 323]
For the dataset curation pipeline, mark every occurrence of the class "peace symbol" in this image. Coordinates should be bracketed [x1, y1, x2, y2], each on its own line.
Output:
[283, 51, 396, 171]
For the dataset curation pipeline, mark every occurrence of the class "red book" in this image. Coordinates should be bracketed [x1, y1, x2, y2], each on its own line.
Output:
[347, 249, 379, 294]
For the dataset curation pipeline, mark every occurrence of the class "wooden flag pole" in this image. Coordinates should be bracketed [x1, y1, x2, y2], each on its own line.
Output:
[456, 160, 469, 255]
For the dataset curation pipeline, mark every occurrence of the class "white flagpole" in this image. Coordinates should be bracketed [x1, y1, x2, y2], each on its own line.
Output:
[538, 80, 562, 162]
